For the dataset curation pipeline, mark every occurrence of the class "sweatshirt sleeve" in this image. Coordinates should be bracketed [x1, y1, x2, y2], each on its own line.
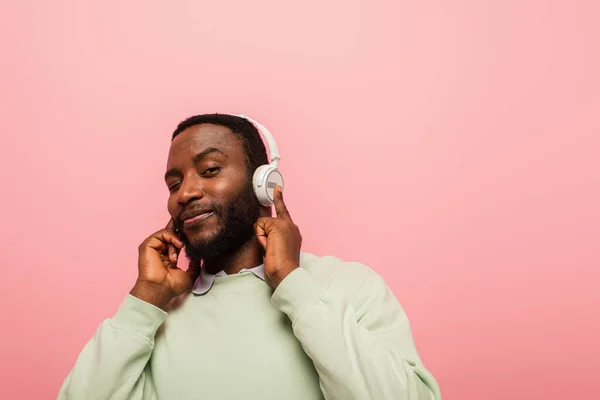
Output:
[271, 265, 441, 400]
[56, 294, 167, 400]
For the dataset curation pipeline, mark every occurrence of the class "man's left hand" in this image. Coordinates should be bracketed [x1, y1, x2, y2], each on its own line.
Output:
[254, 185, 301, 289]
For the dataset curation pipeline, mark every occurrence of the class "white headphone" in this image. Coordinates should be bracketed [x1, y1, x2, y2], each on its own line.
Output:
[233, 114, 284, 207]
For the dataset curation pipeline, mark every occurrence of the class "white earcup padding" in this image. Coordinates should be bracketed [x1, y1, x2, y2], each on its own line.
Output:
[253, 164, 284, 206]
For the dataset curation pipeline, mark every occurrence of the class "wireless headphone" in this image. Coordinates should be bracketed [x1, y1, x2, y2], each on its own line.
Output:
[232, 114, 284, 207]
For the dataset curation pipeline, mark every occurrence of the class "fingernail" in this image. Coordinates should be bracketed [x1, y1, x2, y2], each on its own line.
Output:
[173, 254, 178, 261]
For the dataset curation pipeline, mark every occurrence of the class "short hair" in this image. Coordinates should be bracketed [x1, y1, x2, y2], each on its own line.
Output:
[172, 113, 269, 173]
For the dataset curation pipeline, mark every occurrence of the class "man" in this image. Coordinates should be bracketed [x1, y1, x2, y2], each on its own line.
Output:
[58, 114, 441, 400]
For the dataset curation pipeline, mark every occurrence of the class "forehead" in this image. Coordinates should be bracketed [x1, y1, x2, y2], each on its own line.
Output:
[166, 123, 244, 167]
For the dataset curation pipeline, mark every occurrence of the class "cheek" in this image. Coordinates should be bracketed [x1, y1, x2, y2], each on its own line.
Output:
[213, 178, 234, 194]
[167, 195, 178, 217]
[210, 175, 247, 198]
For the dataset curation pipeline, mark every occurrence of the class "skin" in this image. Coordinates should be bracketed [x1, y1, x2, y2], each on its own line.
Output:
[130, 123, 302, 309]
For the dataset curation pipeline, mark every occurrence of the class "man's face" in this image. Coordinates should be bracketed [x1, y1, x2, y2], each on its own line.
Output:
[165, 123, 261, 262]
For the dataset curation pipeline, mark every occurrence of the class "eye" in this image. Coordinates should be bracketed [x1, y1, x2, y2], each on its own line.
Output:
[202, 167, 220, 176]
[168, 182, 181, 192]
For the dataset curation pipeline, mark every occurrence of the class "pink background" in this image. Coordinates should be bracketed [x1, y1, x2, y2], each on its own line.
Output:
[1, 1, 599, 399]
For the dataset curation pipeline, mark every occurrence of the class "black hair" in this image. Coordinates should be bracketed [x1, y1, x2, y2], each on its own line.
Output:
[172, 113, 268, 173]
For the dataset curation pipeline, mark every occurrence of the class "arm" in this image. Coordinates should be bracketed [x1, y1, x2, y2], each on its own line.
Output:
[57, 219, 199, 400]
[57, 294, 166, 400]
[271, 265, 441, 400]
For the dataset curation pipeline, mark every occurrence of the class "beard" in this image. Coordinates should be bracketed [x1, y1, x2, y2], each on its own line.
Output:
[175, 180, 261, 263]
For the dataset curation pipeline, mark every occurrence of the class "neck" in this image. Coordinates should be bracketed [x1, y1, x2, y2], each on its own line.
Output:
[202, 236, 264, 275]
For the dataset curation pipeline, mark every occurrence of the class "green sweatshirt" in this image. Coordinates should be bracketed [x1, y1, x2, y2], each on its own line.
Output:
[57, 253, 441, 399]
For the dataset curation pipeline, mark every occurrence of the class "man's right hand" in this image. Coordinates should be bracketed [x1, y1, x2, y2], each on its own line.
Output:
[129, 219, 201, 309]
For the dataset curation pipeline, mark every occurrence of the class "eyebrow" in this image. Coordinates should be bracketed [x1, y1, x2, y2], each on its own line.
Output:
[164, 147, 225, 181]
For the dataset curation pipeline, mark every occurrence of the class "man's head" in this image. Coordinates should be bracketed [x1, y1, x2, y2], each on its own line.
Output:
[165, 114, 269, 262]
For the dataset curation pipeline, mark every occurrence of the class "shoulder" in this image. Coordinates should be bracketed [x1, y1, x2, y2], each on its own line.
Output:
[298, 252, 407, 326]
[299, 252, 388, 294]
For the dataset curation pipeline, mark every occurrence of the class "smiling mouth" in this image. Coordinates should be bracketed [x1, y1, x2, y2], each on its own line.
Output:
[183, 211, 215, 226]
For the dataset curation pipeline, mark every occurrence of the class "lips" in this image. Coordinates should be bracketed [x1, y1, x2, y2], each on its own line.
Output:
[180, 209, 214, 226]
[183, 211, 214, 225]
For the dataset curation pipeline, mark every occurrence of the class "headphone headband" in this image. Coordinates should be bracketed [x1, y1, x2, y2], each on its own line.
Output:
[229, 113, 284, 206]
[233, 114, 281, 167]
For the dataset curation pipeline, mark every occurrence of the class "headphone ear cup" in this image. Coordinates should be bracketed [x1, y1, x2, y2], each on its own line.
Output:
[253, 164, 284, 207]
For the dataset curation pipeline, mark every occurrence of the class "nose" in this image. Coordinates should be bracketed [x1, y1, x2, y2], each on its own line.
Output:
[176, 173, 204, 205]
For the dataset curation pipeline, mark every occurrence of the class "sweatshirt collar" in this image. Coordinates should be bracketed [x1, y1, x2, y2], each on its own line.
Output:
[192, 264, 265, 295]
[192, 252, 303, 295]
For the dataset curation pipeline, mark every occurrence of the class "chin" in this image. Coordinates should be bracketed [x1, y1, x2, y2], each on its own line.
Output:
[183, 218, 220, 237]
[186, 229, 219, 245]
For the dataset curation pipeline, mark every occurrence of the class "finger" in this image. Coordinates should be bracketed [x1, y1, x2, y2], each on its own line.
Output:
[166, 218, 176, 231]
[168, 244, 179, 264]
[273, 185, 292, 221]
[148, 230, 184, 254]
[186, 258, 201, 282]
[161, 230, 184, 248]
[254, 222, 267, 250]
